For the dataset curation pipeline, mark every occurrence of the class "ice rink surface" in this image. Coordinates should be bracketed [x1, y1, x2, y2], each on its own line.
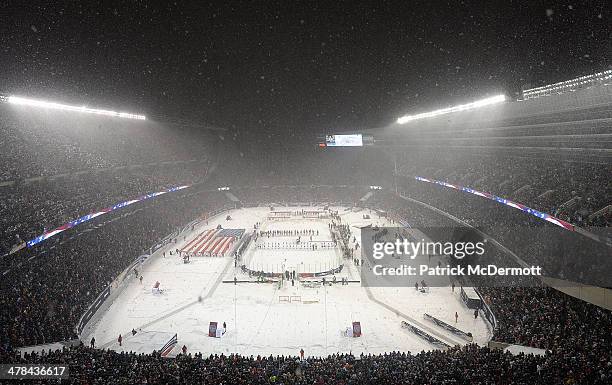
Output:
[84, 207, 491, 357]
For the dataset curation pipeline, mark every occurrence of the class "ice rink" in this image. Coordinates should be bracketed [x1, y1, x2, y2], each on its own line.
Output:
[246, 218, 340, 273]
[83, 207, 492, 357]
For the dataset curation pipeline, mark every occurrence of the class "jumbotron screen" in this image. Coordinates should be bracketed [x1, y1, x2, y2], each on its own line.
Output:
[325, 134, 363, 147]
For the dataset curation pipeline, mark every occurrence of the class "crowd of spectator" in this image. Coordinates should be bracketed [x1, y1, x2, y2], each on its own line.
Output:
[0, 185, 610, 383]
[0, 105, 219, 182]
[396, 153, 611, 227]
[391, 181, 611, 287]
[481, 287, 612, 351]
[0, 188, 230, 347]
[0, 185, 367, 349]
[387, 83, 611, 228]
[3, 337, 610, 384]
[0, 161, 211, 255]
[1, 96, 611, 383]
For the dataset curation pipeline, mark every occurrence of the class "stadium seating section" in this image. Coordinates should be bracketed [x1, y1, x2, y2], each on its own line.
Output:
[0, 84, 610, 384]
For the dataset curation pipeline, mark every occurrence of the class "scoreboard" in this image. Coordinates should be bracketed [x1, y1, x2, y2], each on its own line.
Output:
[325, 134, 363, 147]
[319, 134, 373, 147]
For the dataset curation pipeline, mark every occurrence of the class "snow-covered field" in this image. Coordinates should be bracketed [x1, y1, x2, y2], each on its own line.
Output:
[84, 207, 491, 357]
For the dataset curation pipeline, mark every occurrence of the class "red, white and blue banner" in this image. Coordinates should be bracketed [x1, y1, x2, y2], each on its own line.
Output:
[180, 228, 244, 256]
[414, 176, 575, 231]
[159, 333, 178, 357]
[26, 185, 190, 247]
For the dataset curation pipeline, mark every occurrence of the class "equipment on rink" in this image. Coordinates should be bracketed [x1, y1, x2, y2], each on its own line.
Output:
[208, 322, 218, 337]
[207, 322, 225, 337]
[460, 287, 483, 309]
[401, 321, 451, 349]
[342, 322, 362, 337]
[423, 313, 473, 342]
[152, 281, 163, 295]
[352, 321, 362, 337]
[278, 295, 302, 303]
[301, 280, 321, 288]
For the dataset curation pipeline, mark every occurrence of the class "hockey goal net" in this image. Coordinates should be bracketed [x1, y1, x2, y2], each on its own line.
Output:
[279, 295, 302, 303]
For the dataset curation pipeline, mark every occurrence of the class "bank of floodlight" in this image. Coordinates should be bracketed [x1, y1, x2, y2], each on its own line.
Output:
[7, 96, 146, 120]
[397, 94, 506, 124]
[522, 69, 612, 100]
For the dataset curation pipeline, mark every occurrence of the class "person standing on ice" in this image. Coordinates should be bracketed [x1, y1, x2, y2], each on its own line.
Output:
[90, 337, 95, 348]
[118, 334, 122, 346]
[300, 348, 304, 360]
[455, 312, 459, 323]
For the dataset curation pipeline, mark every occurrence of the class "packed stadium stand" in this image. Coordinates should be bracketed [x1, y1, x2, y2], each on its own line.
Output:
[384, 83, 612, 228]
[0, 79, 610, 385]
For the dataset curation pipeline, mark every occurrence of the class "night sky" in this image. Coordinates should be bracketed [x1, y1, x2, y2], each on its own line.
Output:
[1, 1, 609, 134]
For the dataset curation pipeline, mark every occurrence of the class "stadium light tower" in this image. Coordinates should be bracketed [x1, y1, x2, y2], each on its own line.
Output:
[5, 95, 146, 120]
[396, 94, 506, 124]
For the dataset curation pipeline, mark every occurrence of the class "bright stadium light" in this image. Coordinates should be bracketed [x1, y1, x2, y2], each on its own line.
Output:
[7, 96, 146, 120]
[397, 94, 506, 124]
[522, 69, 612, 100]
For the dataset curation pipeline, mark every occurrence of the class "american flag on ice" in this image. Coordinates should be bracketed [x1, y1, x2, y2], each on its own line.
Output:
[180, 228, 245, 256]
[160, 333, 178, 357]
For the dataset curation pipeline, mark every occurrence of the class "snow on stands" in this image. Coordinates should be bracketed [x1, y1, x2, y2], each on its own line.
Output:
[83, 207, 491, 357]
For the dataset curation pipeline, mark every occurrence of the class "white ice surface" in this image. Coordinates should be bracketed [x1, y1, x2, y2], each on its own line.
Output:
[85, 207, 491, 357]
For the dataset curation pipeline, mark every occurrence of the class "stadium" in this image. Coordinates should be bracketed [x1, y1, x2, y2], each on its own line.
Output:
[1, 3, 611, 384]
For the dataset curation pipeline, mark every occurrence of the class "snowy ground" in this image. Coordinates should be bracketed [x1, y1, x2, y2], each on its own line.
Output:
[84, 207, 491, 357]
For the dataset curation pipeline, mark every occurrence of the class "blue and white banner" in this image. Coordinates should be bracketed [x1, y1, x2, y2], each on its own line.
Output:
[414, 176, 575, 231]
[26, 185, 190, 248]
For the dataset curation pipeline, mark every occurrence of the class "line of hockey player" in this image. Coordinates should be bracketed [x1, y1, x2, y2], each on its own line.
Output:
[258, 229, 320, 237]
[256, 241, 336, 249]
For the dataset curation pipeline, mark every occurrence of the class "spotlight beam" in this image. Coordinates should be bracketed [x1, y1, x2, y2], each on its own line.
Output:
[6, 96, 146, 120]
[397, 94, 506, 124]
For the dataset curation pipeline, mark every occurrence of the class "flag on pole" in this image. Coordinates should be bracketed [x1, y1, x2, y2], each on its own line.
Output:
[160, 333, 178, 357]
